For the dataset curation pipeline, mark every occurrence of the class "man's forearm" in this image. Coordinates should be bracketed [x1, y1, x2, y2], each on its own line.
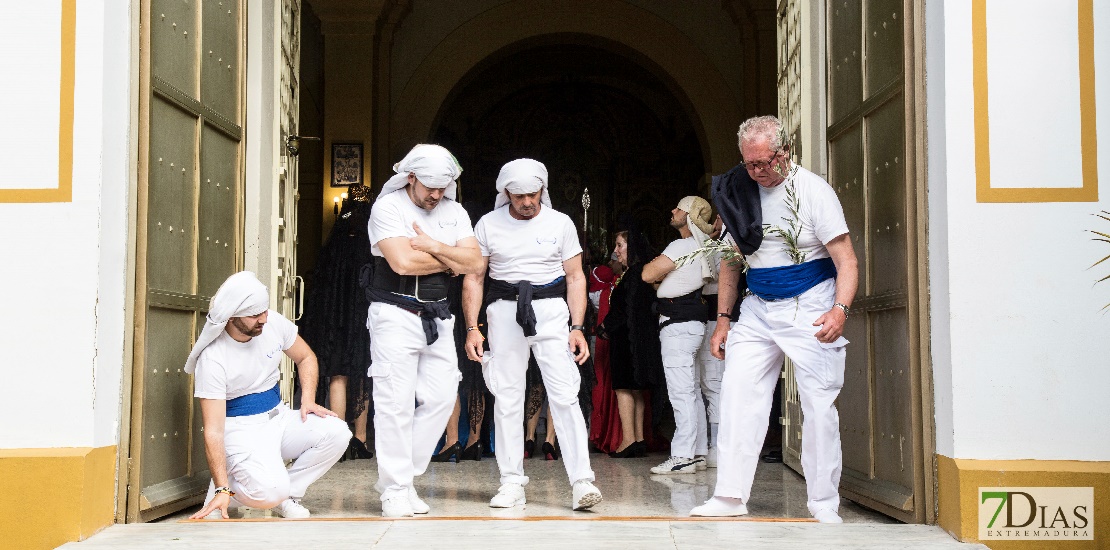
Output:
[429, 244, 482, 275]
[566, 273, 587, 326]
[297, 356, 320, 405]
[716, 260, 740, 315]
[393, 250, 449, 276]
[462, 273, 484, 327]
[203, 432, 229, 487]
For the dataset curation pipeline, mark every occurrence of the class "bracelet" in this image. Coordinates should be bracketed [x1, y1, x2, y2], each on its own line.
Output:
[214, 486, 235, 497]
[466, 325, 483, 332]
[569, 324, 586, 332]
[717, 312, 732, 318]
[833, 303, 850, 318]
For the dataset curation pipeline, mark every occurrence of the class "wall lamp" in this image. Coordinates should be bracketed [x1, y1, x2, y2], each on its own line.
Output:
[286, 135, 321, 157]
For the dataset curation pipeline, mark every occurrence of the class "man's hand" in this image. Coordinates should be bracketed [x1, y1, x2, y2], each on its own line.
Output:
[300, 401, 338, 423]
[190, 492, 230, 520]
[409, 222, 442, 255]
[709, 320, 730, 360]
[568, 329, 590, 365]
[464, 328, 485, 362]
[812, 307, 847, 344]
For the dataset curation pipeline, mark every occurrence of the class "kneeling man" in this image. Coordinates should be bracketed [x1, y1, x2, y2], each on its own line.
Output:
[187, 271, 350, 520]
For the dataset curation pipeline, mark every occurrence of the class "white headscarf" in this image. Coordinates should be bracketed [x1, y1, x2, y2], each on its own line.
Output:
[184, 271, 270, 374]
[677, 195, 716, 282]
[380, 144, 462, 199]
[494, 158, 552, 209]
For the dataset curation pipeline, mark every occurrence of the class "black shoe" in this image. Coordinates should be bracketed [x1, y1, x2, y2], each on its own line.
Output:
[542, 442, 560, 460]
[524, 439, 535, 459]
[760, 449, 783, 463]
[632, 440, 647, 457]
[347, 437, 374, 460]
[608, 444, 638, 458]
[460, 441, 482, 461]
[431, 442, 460, 463]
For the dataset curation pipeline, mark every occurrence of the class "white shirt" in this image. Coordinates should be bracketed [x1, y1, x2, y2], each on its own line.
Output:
[474, 205, 582, 284]
[368, 188, 475, 257]
[657, 236, 704, 298]
[193, 310, 298, 400]
[747, 167, 849, 269]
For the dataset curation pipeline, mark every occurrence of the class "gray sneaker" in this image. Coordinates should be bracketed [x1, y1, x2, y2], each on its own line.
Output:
[650, 456, 698, 475]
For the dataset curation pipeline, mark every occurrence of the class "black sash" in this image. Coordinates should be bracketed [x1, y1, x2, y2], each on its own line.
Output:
[656, 290, 706, 329]
[487, 277, 567, 337]
[361, 257, 452, 345]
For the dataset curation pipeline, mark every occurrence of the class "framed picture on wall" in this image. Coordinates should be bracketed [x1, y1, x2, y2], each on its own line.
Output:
[331, 143, 363, 187]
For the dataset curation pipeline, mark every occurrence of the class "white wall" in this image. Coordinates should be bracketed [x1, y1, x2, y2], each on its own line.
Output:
[930, 0, 1110, 461]
[0, 2, 133, 449]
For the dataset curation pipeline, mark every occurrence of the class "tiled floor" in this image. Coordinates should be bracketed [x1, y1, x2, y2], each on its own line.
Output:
[65, 453, 987, 549]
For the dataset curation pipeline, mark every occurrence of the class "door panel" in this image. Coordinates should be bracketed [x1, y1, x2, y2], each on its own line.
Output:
[128, 0, 244, 522]
[827, 0, 862, 122]
[276, 0, 301, 402]
[866, 98, 907, 295]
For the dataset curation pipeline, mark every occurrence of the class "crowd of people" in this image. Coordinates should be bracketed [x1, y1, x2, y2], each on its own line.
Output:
[184, 115, 858, 524]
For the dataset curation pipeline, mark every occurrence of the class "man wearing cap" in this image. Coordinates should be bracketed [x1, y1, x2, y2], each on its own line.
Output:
[690, 115, 858, 523]
[365, 144, 484, 517]
[462, 158, 603, 511]
[641, 196, 716, 475]
[187, 271, 351, 521]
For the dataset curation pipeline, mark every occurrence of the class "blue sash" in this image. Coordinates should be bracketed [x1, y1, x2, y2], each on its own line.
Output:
[746, 257, 836, 301]
[225, 383, 281, 417]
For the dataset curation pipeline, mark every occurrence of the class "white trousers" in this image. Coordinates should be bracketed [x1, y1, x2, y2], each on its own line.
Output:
[659, 319, 708, 459]
[696, 322, 730, 424]
[714, 279, 846, 514]
[484, 298, 595, 487]
[203, 403, 350, 509]
[368, 302, 461, 501]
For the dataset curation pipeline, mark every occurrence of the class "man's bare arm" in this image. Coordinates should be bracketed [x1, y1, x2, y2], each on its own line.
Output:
[190, 398, 230, 519]
[462, 259, 489, 361]
[813, 233, 859, 343]
[284, 335, 338, 422]
[563, 254, 590, 364]
[709, 247, 742, 360]
[411, 230, 483, 275]
[378, 237, 449, 275]
[641, 254, 676, 283]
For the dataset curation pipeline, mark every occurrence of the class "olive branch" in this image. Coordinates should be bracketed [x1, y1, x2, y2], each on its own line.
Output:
[762, 165, 806, 265]
[1090, 210, 1110, 311]
[673, 238, 749, 274]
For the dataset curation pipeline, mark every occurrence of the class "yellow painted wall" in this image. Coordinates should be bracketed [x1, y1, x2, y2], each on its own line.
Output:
[0, 446, 116, 549]
[937, 454, 1110, 549]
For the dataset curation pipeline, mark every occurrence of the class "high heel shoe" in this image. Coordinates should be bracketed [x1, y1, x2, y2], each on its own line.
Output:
[346, 437, 374, 460]
[431, 442, 460, 463]
[460, 441, 482, 461]
[631, 440, 647, 457]
[524, 439, 535, 459]
[542, 442, 560, 460]
[607, 443, 638, 458]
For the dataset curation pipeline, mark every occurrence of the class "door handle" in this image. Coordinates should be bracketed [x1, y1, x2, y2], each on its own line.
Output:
[293, 275, 305, 321]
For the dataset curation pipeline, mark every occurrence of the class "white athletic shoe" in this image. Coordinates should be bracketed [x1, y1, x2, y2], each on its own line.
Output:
[409, 486, 430, 514]
[689, 496, 748, 517]
[705, 448, 718, 468]
[274, 498, 311, 519]
[489, 483, 527, 508]
[382, 495, 414, 518]
[571, 479, 603, 511]
[650, 456, 698, 475]
[692, 456, 707, 471]
[812, 508, 843, 524]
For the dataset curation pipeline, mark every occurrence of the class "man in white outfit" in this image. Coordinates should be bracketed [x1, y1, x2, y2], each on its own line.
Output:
[690, 116, 859, 523]
[463, 158, 603, 511]
[187, 271, 351, 520]
[365, 144, 483, 517]
[642, 196, 715, 475]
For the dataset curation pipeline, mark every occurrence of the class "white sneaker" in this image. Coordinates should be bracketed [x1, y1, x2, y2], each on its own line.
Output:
[571, 479, 603, 511]
[650, 456, 698, 475]
[274, 498, 311, 519]
[812, 508, 843, 524]
[705, 448, 718, 468]
[409, 486, 430, 514]
[489, 483, 526, 508]
[382, 494, 414, 518]
[692, 456, 707, 471]
[689, 496, 748, 517]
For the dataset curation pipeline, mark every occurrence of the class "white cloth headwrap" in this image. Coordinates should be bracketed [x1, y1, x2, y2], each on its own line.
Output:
[183, 271, 270, 374]
[677, 196, 716, 282]
[380, 144, 462, 199]
[494, 158, 552, 209]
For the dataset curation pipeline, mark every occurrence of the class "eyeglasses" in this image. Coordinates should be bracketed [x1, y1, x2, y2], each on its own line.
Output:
[740, 150, 782, 172]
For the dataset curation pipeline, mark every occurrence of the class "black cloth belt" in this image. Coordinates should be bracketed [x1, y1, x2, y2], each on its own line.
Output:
[370, 256, 449, 302]
[486, 277, 567, 337]
[656, 290, 707, 330]
[366, 287, 451, 345]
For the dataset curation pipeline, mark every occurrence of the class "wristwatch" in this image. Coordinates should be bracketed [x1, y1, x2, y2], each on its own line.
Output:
[833, 302, 850, 318]
[569, 324, 586, 332]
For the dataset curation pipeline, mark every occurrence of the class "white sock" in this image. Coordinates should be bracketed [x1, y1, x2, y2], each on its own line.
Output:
[709, 422, 719, 448]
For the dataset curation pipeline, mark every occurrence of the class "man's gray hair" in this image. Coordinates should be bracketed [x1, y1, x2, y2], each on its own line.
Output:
[736, 115, 784, 151]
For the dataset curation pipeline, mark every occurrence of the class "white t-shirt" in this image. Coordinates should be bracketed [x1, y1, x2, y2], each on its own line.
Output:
[657, 236, 704, 298]
[193, 310, 298, 400]
[368, 188, 475, 257]
[747, 167, 849, 269]
[474, 205, 582, 284]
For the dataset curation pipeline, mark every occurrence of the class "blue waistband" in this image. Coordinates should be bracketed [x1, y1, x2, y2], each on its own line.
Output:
[746, 257, 836, 301]
[226, 383, 281, 417]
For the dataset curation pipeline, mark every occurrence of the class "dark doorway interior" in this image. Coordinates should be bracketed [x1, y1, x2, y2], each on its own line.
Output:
[431, 42, 706, 256]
